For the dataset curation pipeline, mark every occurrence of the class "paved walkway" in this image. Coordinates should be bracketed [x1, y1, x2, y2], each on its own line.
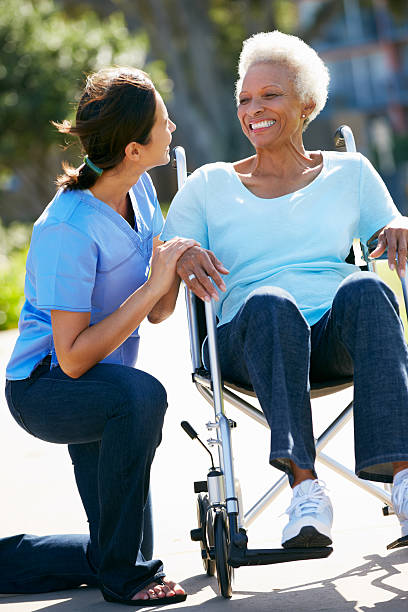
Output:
[0, 300, 407, 611]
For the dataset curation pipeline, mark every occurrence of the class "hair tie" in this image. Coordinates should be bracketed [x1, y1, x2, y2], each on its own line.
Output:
[83, 155, 103, 176]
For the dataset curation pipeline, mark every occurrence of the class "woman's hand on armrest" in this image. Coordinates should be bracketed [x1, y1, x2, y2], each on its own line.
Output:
[176, 246, 229, 302]
[369, 215, 408, 277]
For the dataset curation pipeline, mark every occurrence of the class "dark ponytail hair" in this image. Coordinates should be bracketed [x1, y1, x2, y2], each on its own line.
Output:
[54, 67, 157, 190]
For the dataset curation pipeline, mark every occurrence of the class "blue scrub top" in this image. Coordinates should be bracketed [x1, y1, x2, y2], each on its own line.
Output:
[6, 172, 164, 380]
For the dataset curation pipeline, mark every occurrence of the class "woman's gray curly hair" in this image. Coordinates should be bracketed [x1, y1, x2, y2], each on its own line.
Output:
[235, 31, 330, 129]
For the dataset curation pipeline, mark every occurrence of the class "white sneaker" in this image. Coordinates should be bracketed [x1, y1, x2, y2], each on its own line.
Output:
[282, 479, 333, 548]
[392, 469, 408, 538]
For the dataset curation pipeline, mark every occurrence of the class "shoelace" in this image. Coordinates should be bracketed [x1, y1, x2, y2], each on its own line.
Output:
[392, 477, 408, 516]
[284, 479, 329, 518]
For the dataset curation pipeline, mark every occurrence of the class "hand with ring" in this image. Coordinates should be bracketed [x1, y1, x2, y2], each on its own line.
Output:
[177, 246, 229, 302]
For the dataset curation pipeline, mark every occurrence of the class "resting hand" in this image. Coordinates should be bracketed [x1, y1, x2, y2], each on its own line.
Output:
[369, 216, 408, 278]
[149, 237, 200, 296]
[176, 246, 229, 302]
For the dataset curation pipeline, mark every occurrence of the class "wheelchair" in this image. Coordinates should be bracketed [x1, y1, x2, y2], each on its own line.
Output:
[173, 126, 408, 599]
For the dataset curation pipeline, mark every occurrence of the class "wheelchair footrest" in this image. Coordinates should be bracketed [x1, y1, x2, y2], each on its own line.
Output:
[387, 535, 408, 550]
[228, 544, 332, 568]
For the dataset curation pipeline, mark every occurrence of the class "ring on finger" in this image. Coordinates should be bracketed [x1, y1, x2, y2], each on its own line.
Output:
[188, 273, 196, 281]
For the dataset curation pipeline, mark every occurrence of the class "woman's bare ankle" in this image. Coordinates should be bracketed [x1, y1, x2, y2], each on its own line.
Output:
[290, 462, 316, 488]
[393, 461, 408, 478]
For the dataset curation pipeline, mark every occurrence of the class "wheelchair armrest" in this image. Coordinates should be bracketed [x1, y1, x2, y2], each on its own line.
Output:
[366, 236, 378, 256]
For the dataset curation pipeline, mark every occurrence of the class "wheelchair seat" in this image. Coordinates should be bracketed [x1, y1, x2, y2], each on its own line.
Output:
[193, 295, 354, 400]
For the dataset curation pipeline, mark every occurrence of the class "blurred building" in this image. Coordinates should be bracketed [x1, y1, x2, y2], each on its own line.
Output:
[300, 0, 408, 213]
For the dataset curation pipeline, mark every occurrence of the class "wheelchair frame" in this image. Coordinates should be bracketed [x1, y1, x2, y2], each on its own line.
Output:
[174, 125, 408, 598]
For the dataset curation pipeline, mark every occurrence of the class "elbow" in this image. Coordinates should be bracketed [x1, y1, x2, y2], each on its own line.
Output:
[60, 365, 82, 379]
[67, 369, 83, 380]
[148, 304, 176, 323]
[147, 311, 168, 324]
[59, 358, 86, 379]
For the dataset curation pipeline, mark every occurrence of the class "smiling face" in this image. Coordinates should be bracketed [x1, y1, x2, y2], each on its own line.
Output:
[140, 91, 176, 169]
[237, 62, 310, 150]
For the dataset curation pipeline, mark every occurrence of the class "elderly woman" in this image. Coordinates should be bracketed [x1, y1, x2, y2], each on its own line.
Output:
[161, 31, 408, 549]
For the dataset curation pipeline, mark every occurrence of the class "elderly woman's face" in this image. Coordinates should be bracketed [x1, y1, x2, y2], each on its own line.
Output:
[237, 62, 305, 147]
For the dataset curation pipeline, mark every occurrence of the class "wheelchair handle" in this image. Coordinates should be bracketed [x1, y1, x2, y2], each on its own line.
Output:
[181, 420, 198, 440]
[334, 124, 356, 152]
[172, 146, 187, 188]
[181, 420, 215, 469]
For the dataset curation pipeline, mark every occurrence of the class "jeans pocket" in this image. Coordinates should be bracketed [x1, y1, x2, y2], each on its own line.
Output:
[5, 381, 36, 436]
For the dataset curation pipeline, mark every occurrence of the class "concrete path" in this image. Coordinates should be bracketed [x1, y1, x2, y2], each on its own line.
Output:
[0, 299, 407, 611]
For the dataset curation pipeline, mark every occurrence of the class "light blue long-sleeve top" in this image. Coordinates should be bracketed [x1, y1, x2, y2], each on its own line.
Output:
[6, 173, 164, 380]
[161, 151, 399, 327]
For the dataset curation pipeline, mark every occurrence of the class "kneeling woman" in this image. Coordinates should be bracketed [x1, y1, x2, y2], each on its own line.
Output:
[3, 67, 194, 606]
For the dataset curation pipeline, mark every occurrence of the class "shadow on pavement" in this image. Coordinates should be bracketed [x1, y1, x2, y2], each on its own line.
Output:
[0, 550, 406, 610]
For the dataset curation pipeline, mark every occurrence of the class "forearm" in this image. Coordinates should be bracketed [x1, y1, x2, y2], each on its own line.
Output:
[148, 275, 181, 324]
[54, 237, 199, 377]
[57, 280, 161, 378]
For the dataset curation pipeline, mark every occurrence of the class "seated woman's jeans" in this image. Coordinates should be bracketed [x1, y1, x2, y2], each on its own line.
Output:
[2, 361, 167, 599]
[204, 272, 408, 483]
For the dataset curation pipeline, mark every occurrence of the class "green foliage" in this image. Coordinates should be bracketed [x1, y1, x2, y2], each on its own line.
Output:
[204, 0, 298, 114]
[0, 221, 31, 330]
[393, 135, 408, 164]
[0, 0, 168, 175]
[208, 0, 297, 69]
[387, 0, 408, 20]
[160, 201, 170, 218]
[274, 0, 298, 33]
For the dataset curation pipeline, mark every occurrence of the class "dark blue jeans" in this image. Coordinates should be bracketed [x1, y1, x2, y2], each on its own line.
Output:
[3, 360, 167, 601]
[204, 272, 408, 484]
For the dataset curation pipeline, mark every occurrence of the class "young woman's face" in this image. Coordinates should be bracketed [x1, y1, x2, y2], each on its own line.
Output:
[237, 62, 306, 149]
[141, 92, 176, 169]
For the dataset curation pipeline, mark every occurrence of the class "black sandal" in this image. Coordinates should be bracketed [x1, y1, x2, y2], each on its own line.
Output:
[387, 534, 408, 550]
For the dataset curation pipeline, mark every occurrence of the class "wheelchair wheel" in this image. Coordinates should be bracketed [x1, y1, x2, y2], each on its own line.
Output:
[214, 509, 232, 598]
[196, 493, 216, 576]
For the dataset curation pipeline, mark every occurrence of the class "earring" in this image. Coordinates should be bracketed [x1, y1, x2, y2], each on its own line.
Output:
[301, 113, 306, 118]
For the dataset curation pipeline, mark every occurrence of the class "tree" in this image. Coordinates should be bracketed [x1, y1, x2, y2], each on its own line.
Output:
[69, 0, 407, 168]
[6, 0, 404, 221]
[1, 0, 333, 220]
[0, 0, 167, 222]
[63, 0, 297, 169]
